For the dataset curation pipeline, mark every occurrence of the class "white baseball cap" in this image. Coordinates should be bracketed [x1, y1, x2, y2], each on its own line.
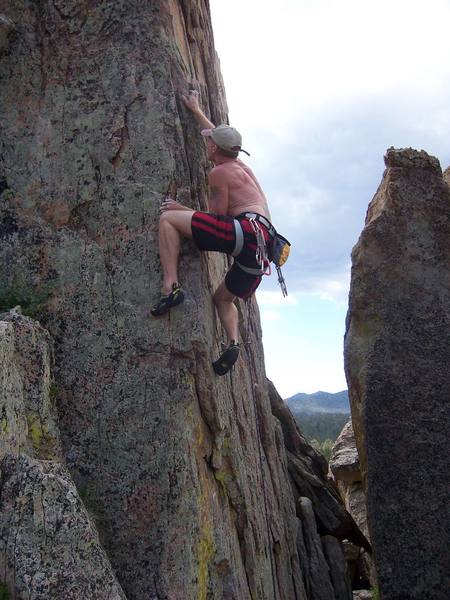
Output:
[201, 124, 250, 156]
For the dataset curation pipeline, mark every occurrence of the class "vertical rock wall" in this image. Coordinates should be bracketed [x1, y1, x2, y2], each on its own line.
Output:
[344, 148, 450, 599]
[0, 2, 358, 599]
[0, 2, 294, 598]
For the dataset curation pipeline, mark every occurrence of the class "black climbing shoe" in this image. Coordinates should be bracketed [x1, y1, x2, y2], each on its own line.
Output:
[212, 341, 240, 376]
[151, 283, 185, 317]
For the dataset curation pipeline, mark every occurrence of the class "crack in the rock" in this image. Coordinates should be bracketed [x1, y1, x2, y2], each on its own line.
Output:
[110, 96, 144, 172]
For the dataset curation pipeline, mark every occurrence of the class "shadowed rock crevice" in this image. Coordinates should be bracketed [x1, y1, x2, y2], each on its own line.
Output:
[329, 419, 375, 591]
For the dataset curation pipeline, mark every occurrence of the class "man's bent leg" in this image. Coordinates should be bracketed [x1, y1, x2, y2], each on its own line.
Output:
[213, 281, 239, 343]
[158, 210, 194, 293]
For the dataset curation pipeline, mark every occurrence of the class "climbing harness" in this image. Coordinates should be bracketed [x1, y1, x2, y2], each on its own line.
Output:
[231, 219, 244, 256]
[232, 213, 291, 297]
[249, 216, 271, 274]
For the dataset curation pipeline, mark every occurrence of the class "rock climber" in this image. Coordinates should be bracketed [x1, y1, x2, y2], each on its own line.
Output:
[151, 90, 274, 375]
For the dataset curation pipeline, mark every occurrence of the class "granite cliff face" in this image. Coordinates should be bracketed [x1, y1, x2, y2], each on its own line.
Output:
[0, 2, 357, 599]
[345, 148, 450, 599]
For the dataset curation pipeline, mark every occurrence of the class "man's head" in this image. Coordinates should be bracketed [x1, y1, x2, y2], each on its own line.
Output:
[201, 125, 250, 160]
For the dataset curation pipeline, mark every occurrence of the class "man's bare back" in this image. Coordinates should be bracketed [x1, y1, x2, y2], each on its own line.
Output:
[208, 158, 272, 220]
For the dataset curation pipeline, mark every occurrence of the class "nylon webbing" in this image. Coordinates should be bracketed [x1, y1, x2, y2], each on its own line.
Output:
[232, 219, 244, 256]
[235, 261, 265, 276]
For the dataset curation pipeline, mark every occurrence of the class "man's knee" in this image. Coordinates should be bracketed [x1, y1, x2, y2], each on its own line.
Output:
[159, 210, 193, 238]
[159, 211, 172, 227]
[213, 283, 236, 305]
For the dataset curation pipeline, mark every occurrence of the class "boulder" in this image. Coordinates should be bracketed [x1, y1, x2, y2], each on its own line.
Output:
[0, 454, 127, 600]
[345, 148, 450, 599]
[330, 420, 374, 588]
[0, 313, 126, 599]
[352, 591, 372, 600]
[329, 418, 360, 483]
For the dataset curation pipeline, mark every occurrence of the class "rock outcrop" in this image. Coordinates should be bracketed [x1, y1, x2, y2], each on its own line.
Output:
[0, 313, 127, 599]
[0, 2, 360, 598]
[329, 420, 374, 590]
[345, 148, 450, 599]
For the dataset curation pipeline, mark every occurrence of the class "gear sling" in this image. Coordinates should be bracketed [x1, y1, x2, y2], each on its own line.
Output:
[232, 213, 291, 297]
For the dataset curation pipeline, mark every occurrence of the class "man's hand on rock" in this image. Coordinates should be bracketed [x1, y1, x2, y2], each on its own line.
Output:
[181, 90, 201, 113]
[160, 198, 189, 213]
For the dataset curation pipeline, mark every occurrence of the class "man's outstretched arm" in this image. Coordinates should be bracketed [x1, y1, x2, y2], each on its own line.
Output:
[182, 90, 215, 130]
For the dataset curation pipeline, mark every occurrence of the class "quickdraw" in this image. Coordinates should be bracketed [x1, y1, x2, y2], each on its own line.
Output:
[248, 216, 271, 276]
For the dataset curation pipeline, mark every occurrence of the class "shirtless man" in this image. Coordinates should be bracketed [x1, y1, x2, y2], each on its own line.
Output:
[151, 90, 273, 375]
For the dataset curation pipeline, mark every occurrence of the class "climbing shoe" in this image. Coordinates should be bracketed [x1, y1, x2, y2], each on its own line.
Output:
[212, 341, 240, 376]
[151, 283, 185, 317]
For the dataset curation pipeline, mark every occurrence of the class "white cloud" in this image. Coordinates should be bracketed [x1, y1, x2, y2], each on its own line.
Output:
[310, 275, 351, 305]
[261, 310, 281, 322]
[256, 290, 298, 306]
[211, 0, 450, 133]
[210, 0, 450, 392]
[263, 329, 348, 397]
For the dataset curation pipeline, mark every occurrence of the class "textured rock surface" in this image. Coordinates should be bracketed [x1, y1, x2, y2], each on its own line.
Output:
[345, 148, 450, 599]
[0, 454, 127, 600]
[352, 592, 372, 600]
[296, 497, 335, 600]
[329, 419, 360, 484]
[0, 2, 359, 598]
[443, 166, 450, 187]
[0, 313, 126, 599]
[322, 535, 352, 600]
[0, 14, 13, 52]
[0, 312, 61, 461]
[330, 420, 374, 589]
[269, 382, 363, 599]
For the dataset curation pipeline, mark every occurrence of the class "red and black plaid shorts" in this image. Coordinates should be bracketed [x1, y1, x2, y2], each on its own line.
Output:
[191, 211, 272, 299]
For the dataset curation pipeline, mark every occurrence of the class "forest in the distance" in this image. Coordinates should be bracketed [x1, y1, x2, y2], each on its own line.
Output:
[292, 411, 350, 461]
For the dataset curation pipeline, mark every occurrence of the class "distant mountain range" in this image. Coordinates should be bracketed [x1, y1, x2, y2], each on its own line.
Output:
[286, 390, 350, 414]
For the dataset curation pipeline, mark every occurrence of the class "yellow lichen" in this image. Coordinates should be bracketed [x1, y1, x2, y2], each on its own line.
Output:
[195, 488, 216, 600]
[27, 415, 43, 449]
[196, 520, 215, 600]
[196, 422, 204, 447]
[26, 415, 58, 459]
[213, 470, 229, 496]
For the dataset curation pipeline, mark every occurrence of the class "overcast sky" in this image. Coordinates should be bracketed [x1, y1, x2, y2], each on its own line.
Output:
[209, 0, 450, 397]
